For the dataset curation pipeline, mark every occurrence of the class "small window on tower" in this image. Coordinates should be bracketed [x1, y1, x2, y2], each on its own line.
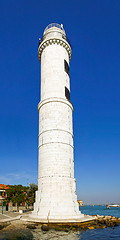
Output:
[64, 59, 69, 76]
[65, 87, 70, 101]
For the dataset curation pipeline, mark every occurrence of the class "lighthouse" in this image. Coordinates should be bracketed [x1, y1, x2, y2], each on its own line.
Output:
[31, 23, 84, 222]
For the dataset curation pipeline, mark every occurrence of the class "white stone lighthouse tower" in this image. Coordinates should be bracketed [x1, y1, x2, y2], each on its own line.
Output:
[32, 23, 83, 222]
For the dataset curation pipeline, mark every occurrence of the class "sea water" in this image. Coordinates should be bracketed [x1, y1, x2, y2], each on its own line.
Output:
[31, 205, 120, 240]
[80, 204, 120, 218]
[78, 205, 120, 240]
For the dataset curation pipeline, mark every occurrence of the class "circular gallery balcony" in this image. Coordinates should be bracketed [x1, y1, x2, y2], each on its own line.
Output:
[38, 23, 71, 48]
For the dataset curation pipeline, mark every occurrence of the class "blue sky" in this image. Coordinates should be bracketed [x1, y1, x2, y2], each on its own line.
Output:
[0, 0, 120, 204]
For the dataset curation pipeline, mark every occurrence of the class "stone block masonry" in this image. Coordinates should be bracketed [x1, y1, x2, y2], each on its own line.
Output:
[30, 23, 84, 222]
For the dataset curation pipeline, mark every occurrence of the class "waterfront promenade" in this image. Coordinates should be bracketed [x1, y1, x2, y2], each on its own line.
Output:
[0, 211, 30, 222]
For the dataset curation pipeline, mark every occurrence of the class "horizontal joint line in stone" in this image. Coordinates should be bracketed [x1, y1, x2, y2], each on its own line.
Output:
[38, 175, 73, 179]
[38, 129, 73, 137]
[38, 142, 74, 148]
[38, 97, 73, 111]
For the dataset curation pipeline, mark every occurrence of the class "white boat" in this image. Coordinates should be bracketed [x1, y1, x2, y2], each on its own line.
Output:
[107, 204, 120, 209]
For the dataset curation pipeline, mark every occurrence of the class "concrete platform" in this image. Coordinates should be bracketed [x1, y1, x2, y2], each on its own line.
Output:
[21, 215, 95, 223]
[0, 211, 95, 224]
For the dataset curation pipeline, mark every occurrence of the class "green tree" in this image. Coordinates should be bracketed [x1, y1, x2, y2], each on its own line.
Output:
[6, 185, 28, 211]
[26, 183, 38, 206]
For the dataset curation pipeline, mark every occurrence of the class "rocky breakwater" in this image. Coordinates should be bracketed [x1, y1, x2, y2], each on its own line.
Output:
[0, 215, 120, 239]
[92, 215, 120, 229]
[40, 215, 120, 231]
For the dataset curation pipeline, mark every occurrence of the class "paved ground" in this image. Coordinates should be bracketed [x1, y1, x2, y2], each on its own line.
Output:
[0, 211, 32, 222]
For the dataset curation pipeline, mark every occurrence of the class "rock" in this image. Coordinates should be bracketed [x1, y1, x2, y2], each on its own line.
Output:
[88, 226, 95, 229]
[41, 224, 49, 231]
[0, 223, 9, 231]
[70, 227, 76, 231]
[98, 219, 105, 224]
[116, 219, 120, 224]
[64, 229, 69, 232]
[26, 224, 37, 229]
[96, 215, 105, 219]
[95, 225, 106, 229]
[105, 216, 112, 219]
[0, 226, 33, 240]
[105, 221, 115, 227]
[101, 225, 106, 229]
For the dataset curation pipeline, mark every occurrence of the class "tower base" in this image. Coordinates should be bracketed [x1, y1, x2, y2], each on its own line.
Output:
[30, 189, 84, 223]
[30, 211, 84, 223]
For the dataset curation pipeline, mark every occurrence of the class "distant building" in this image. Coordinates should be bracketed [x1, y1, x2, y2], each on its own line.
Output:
[77, 200, 83, 206]
[0, 184, 8, 205]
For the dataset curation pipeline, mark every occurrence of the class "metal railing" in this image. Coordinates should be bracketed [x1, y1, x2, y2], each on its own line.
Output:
[43, 23, 65, 34]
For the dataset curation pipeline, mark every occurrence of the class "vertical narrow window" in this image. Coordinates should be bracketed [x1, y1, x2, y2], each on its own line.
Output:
[64, 59, 69, 76]
[65, 87, 70, 101]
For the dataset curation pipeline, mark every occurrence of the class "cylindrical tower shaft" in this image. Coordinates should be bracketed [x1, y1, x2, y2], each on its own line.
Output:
[31, 23, 83, 221]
